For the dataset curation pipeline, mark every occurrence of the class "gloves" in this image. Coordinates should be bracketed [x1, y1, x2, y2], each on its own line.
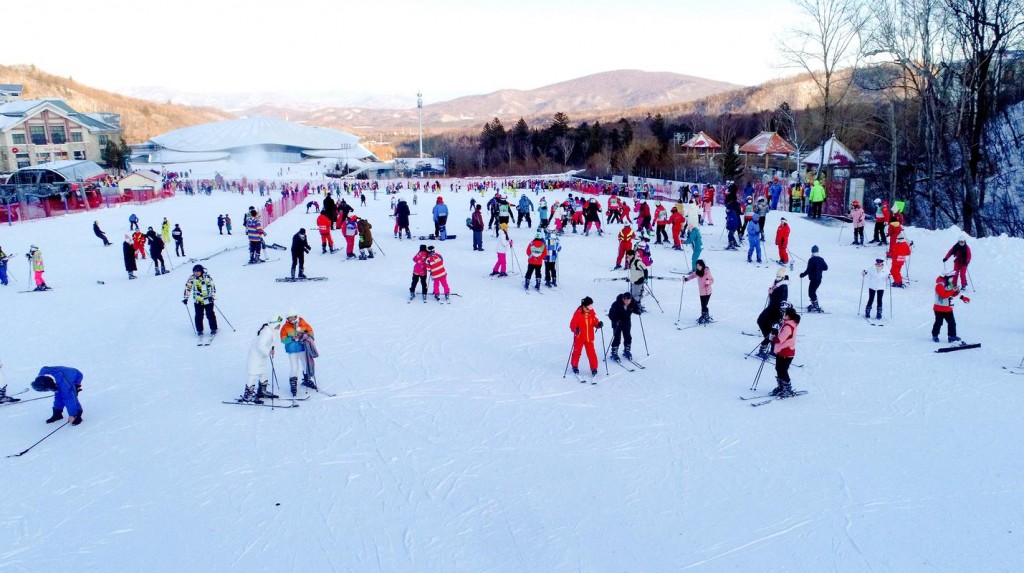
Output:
[960, 296, 970, 303]
[597, 321, 604, 329]
[862, 270, 867, 276]
[799, 272, 806, 278]
[182, 298, 188, 305]
[943, 257, 948, 262]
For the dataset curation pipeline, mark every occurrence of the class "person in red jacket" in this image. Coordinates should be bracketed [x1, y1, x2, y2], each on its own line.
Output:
[606, 193, 621, 224]
[653, 202, 669, 244]
[132, 230, 147, 259]
[771, 304, 801, 397]
[342, 214, 359, 259]
[638, 201, 652, 233]
[889, 232, 912, 287]
[932, 271, 969, 343]
[620, 201, 633, 224]
[669, 207, 685, 250]
[524, 232, 547, 291]
[316, 211, 334, 254]
[569, 296, 604, 378]
[409, 244, 429, 301]
[942, 233, 972, 289]
[774, 217, 791, 265]
[425, 246, 450, 301]
[614, 225, 635, 269]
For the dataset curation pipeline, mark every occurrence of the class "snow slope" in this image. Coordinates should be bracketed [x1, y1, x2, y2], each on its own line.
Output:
[2, 168, 1023, 571]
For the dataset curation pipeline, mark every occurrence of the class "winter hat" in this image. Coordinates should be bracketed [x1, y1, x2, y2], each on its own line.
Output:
[811, 245, 819, 254]
[286, 308, 299, 319]
[776, 268, 788, 281]
[780, 217, 787, 223]
[29, 245, 38, 251]
[419, 244, 427, 252]
[581, 296, 594, 307]
[298, 229, 306, 235]
[851, 200, 860, 207]
[192, 264, 204, 273]
[874, 198, 882, 205]
[875, 258, 885, 264]
[959, 233, 968, 243]
[427, 245, 435, 251]
[31, 375, 57, 393]
[124, 234, 131, 241]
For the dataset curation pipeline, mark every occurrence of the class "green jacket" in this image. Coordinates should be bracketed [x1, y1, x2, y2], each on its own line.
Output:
[809, 181, 826, 202]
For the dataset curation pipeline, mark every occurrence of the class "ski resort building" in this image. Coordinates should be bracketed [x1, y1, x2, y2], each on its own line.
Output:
[0, 98, 123, 172]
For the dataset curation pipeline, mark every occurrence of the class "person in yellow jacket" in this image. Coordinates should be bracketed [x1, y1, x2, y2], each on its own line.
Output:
[27, 245, 48, 291]
[809, 179, 827, 219]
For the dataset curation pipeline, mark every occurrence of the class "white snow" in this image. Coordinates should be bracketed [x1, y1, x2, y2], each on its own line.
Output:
[1, 169, 1023, 571]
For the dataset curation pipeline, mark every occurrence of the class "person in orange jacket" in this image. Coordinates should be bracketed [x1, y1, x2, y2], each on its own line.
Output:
[569, 296, 604, 379]
[932, 271, 969, 343]
[316, 211, 334, 253]
[889, 231, 913, 287]
[425, 246, 450, 301]
[614, 225, 635, 269]
[669, 207, 685, 250]
[524, 232, 548, 291]
[132, 230, 147, 259]
[774, 217, 791, 265]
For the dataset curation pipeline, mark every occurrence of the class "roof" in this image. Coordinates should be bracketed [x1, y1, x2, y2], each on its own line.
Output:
[118, 171, 163, 187]
[681, 131, 721, 149]
[0, 99, 119, 132]
[738, 131, 797, 155]
[0, 83, 23, 95]
[149, 117, 371, 156]
[15, 160, 106, 182]
[802, 136, 856, 166]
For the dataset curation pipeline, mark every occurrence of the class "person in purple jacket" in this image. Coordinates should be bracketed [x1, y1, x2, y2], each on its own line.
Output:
[31, 366, 84, 425]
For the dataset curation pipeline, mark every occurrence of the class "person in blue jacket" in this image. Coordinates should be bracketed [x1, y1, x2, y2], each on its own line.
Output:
[31, 366, 84, 425]
[543, 230, 561, 287]
[516, 195, 534, 228]
[746, 213, 763, 264]
[432, 197, 449, 239]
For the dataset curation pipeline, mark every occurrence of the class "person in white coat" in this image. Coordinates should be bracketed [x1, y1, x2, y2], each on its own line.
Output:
[245, 315, 284, 401]
[862, 258, 889, 319]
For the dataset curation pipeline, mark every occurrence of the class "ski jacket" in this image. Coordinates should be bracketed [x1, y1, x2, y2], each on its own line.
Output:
[768, 280, 789, 308]
[809, 181, 826, 202]
[471, 210, 484, 231]
[654, 205, 668, 225]
[129, 214, 139, 224]
[864, 265, 888, 290]
[357, 220, 373, 249]
[31, 250, 44, 272]
[133, 232, 146, 250]
[627, 256, 648, 285]
[618, 227, 635, 244]
[769, 182, 783, 202]
[746, 218, 762, 243]
[772, 316, 799, 358]
[743, 202, 755, 220]
[669, 211, 685, 229]
[890, 238, 912, 261]
[934, 277, 963, 312]
[280, 318, 313, 354]
[538, 205, 549, 221]
[342, 218, 359, 238]
[38, 366, 83, 416]
[426, 252, 446, 278]
[775, 222, 790, 247]
[607, 196, 621, 211]
[639, 202, 651, 220]
[725, 198, 741, 230]
[684, 227, 703, 252]
[316, 213, 332, 234]
[395, 201, 411, 226]
[498, 202, 512, 218]
[799, 255, 828, 282]
[944, 243, 971, 266]
[569, 306, 600, 344]
[412, 251, 428, 276]
[217, 215, 225, 228]
[544, 236, 560, 262]
[122, 241, 137, 272]
[291, 231, 310, 254]
[607, 293, 640, 327]
[526, 239, 547, 265]
[584, 201, 602, 221]
[184, 273, 216, 305]
[244, 215, 264, 242]
[248, 323, 278, 369]
[683, 202, 700, 225]
[850, 206, 866, 227]
[432, 203, 449, 221]
[148, 235, 165, 256]
[161, 221, 171, 242]
[754, 198, 769, 218]
[517, 196, 533, 213]
[683, 267, 714, 296]
[171, 227, 183, 242]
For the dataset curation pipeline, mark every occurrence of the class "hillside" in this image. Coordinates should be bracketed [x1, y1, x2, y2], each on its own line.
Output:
[0, 64, 234, 143]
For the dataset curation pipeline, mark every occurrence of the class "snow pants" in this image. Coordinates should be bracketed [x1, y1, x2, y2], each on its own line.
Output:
[655, 224, 668, 244]
[248, 241, 261, 262]
[571, 337, 599, 372]
[492, 253, 507, 274]
[932, 309, 957, 339]
[320, 232, 334, 250]
[890, 257, 906, 285]
[544, 261, 556, 283]
[747, 238, 762, 263]
[611, 322, 632, 351]
[616, 241, 631, 266]
[952, 263, 968, 289]
[807, 278, 821, 303]
[873, 221, 886, 243]
[345, 235, 355, 256]
[432, 275, 450, 296]
[584, 219, 601, 234]
[671, 225, 683, 248]
[699, 294, 711, 315]
[0, 263, 7, 285]
[409, 273, 427, 294]
[525, 264, 541, 284]
[175, 239, 185, 256]
[867, 289, 884, 313]
[288, 351, 306, 378]
[777, 241, 789, 263]
[193, 302, 218, 335]
[703, 203, 713, 225]
[291, 251, 305, 276]
[775, 355, 793, 384]
[516, 211, 531, 228]
[34, 270, 45, 287]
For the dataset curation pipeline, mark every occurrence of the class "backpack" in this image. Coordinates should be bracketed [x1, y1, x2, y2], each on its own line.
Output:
[466, 217, 472, 230]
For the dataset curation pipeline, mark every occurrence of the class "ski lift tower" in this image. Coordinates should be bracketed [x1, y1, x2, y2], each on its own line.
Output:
[417, 90, 424, 158]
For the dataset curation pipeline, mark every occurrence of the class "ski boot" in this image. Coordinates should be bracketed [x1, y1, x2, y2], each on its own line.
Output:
[422, 293, 427, 302]
[358, 253, 367, 260]
[865, 306, 871, 319]
[301, 374, 317, 391]
[444, 294, 450, 302]
[780, 382, 795, 397]
[572, 366, 580, 376]
[623, 349, 633, 361]
[613, 264, 622, 270]
[498, 272, 508, 277]
[545, 280, 552, 288]
[948, 336, 962, 343]
[240, 384, 263, 404]
[523, 279, 529, 290]
[291, 270, 296, 280]
[534, 280, 541, 291]
[289, 377, 298, 397]
[609, 349, 620, 362]
[298, 272, 307, 279]
[435, 293, 441, 301]
[46, 408, 63, 423]
[489, 271, 499, 276]
[368, 251, 374, 259]
[409, 291, 416, 301]
[256, 382, 278, 399]
[551, 278, 557, 287]
[876, 308, 883, 320]
[591, 369, 599, 377]
[322, 246, 327, 254]
[71, 410, 83, 426]
[770, 379, 786, 397]
[129, 272, 136, 280]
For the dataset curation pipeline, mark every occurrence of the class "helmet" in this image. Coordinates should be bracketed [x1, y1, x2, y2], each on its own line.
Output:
[192, 264, 204, 273]
[535, 232, 544, 240]
[286, 308, 299, 319]
[776, 268, 787, 280]
[851, 200, 860, 207]
[437, 197, 444, 204]
[873, 198, 881, 205]
[267, 314, 284, 326]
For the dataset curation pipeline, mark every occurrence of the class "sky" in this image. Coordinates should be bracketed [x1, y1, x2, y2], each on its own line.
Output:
[5, 0, 803, 102]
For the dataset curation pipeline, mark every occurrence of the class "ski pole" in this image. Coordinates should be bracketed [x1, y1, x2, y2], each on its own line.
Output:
[213, 303, 237, 332]
[374, 240, 385, 257]
[837, 224, 844, 244]
[750, 350, 770, 392]
[888, 279, 893, 319]
[599, 325, 609, 375]
[512, 250, 523, 275]
[967, 269, 975, 292]
[184, 301, 198, 336]
[638, 309, 649, 356]
[799, 275, 803, 309]
[676, 278, 686, 323]
[858, 274, 865, 315]
[7, 421, 69, 458]
[562, 332, 577, 378]
[269, 353, 281, 409]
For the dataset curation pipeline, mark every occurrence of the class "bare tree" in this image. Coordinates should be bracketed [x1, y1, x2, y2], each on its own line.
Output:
[555, 135, 576, 168]
[780, 0, 871, 142]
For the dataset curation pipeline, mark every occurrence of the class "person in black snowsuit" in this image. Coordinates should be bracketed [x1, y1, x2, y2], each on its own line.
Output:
[171, 224, 185, 256]
[725, 185, 742, 250]
[290, 229, 311, 279]
[217, 214, 225, 235]
[395, 199, 411, 239]
[798, 245, 829, 312]
[757, 268, 790, 352]
[146, 227, 168, 275]
[322, 195, 337, 228]
[93, 221, 111, 246]
[338, 199, 354, 221]
[607, 292, 640, 362]
[122, 234, 137, 279]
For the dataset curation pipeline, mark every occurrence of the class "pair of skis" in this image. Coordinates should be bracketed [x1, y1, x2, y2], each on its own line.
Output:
[741, 390, 809, 407]
[196, 333, 217, 346]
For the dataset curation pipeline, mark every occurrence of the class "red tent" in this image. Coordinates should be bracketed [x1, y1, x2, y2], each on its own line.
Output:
[681, 131, 721, 150]
[738, 131, 797, 155]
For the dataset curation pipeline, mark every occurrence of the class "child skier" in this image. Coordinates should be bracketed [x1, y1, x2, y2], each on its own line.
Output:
[357, 218, 374, 259]
[410, 244, 429, 300]
[524, 232, 548, 291]
[607, 292, 640, 361]
[569, 296, 604, 378]
[863, 258, 888, 319]
[849, 200, 866, 245]
[491, 225, 512, 277]
[932, 271, 970, 343]
[426, 246, 451, 301]
[775, 217, 791, 266]
[746, 213, 763, 264]
[942, 234, 972, 289]
[681, 259, 714, 324]
[31, 366, 84, 425]
[614, 224, 635, 269]
[771, 305, 801, 397]
[798, 245, 829, 312]
[757, 268, 790, 355]
[544, 230, 561, 287]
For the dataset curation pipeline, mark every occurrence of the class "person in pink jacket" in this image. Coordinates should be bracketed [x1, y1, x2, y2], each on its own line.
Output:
[771, 304, 801, 397]
[849, 200, 866, 245]
[425, 246, 450, 301]
[409, 244, 429, 301]
[490, 224, 511, 277]
[681, 259, 715, 324]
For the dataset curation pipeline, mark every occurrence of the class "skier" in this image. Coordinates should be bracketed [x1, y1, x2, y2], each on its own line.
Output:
[683, 227, 703, 272]
[290, 228, 311, 279]
[669, 207, 685, 250]
[725, 185, 741, 250]
[432, 196, 449, 238]
[754, 196, 769, 240]
[395, 198, 411, 239]
[0, 244, 10, 285]
[470, 204, 485, 251]
[583, 198, 603, 236]
[132, 230, 147, 259]
[942, 234, 972, 289]
[862, 258, 888, 319]
[409, 244, 430, 300]
[516, 194, 534, 228]
[243, 314, 284, 402]
[849, 200, 866, 245]
[217, 214, 225, 235]
[654, 202, 669, 244]
[161, 217, 172, 247]
[31, 366, 84, 425]
[606, 193, 621, 224]
[544, 229, 561, 287]
[146, 227, 168, 275]
[490, 225, 511, 277]
[93, 221, 111, 246]
[342, 214, 359, 259]
[524, 231, 547, 291]
[425, 246, 451, 301]
[614, 224, 635, 269]
[681, 259, 715, 324]
[607, 292, 640, 361]
[569, 296, 604, 378]
[280, 310, 316, 396]
[932, 271, 970, 343]
[799, 245, 829, 312]
[757, 268, 790, 355]
[889, 231, 912, 288]
[224, 214, 233, 235]
[637, 201, 652, 233]
[316, 211, 334, 253]
[27, 245, 48, 291]
[183, 264, 218, 339]
[769, 177, 784, 210]
[702, 184, 715, 226]
[244, 207, 265, 264]
[538, 197, 550, 229]
[739, 196, 754, 239]
[774, 217, 791, 266]
[129, 213, 139, 231]
[770, 305, 801, 397]
[171, 224, 185, 256]
[870, 199, 888, 244]
[306, 200, 320, 214]
[808, 179, 826, 219]
[357, 218, 374, 259]
[746, 212, 763, 264]
[122, 234, 137, 280]
[323, 194, 337, 226]
[625, 249, 648, 310]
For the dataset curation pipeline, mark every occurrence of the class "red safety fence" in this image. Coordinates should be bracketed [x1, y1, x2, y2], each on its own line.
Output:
[0, 187, 175, 225]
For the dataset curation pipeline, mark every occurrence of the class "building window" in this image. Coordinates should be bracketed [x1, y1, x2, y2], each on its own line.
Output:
[73, 150, 86, 160]
[36, 152, 51, 163]
[12, 133, 26, 145]
[70, 131, 83, 143]
[50, 125, 67, 144]
[30, 125, 47, 145]
[16, 154, 30, 168]
[98, 135, 109, 146]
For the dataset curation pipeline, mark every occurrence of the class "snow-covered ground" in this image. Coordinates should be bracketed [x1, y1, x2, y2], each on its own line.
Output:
[1, 169, 1023, 571]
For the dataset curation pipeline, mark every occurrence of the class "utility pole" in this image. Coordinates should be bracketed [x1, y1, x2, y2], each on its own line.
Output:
[417, 90, 424, 158]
